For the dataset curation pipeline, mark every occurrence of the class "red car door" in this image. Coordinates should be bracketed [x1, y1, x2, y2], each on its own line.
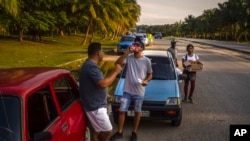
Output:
[27, 85, 65, 141]
[51, 77, 86, 141]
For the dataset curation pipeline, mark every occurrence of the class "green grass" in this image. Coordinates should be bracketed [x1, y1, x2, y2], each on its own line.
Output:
[0, 34, 118, 69]
[0, 34, 120, 100]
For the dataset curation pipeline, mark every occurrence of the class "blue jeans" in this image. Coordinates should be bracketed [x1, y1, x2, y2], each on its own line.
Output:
[119, 92, 144, 112]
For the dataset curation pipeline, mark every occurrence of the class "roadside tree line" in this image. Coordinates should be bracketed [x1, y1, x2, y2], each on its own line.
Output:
[0, 0, 140, 44]
[137, 0, 250, 42]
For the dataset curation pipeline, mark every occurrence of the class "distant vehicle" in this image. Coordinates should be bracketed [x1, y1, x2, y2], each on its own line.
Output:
[112, 50, 187, 127]
[142, 33, 149, 46]
[154, 32, 163, 39]
[117, 35, 135, 54]
[147, 33, 154, 46]
[0, 67, 90, 141]
[134, 34, 146, 49]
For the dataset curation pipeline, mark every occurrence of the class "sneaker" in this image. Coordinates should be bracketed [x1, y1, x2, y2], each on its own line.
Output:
[188, 97, 193, 103]
[182, 97, 187, 103]
[130, 132, 137, 141]
[109, 132, 123, 141]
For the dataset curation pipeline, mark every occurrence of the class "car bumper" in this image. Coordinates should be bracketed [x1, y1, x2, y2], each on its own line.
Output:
[111, 102, 181, 120]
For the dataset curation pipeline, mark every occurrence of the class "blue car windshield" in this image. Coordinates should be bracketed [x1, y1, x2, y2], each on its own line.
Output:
[155, 32, 162, 35]
[121, 36, 134, 42]
[121, 56, 176, 80]
[0, 95, 21, 141]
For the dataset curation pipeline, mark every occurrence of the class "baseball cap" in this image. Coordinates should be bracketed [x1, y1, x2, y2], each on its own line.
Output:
[171, 38, 176, 43]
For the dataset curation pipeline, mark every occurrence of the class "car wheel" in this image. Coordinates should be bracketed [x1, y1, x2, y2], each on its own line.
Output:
[171, 110, 182, 127]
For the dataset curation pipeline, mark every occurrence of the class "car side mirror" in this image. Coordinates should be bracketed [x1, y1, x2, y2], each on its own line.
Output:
[34, 131, 52, 141]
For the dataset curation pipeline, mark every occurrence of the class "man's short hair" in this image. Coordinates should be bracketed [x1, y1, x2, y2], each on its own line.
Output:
[88, 42, 101, 56]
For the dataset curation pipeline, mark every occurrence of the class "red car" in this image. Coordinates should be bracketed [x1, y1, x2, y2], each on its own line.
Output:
[0, 67, 90, 141]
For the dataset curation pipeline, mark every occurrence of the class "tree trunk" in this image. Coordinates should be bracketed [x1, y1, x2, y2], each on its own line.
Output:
[18, 26, 23, 41]
[111, 32, 116, 40]
[81, 18, 92, 45]
[60, 29, 64, 36]
[103, 33, 107, 40]
[112, 26, 119, 40]
[90, 31, 94, 43]
[67, 26, 71, 35]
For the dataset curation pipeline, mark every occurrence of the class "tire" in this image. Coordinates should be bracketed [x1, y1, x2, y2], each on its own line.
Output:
[171, 110, 182, 127]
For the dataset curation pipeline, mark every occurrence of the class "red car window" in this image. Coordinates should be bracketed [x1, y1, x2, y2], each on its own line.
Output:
[28, 86, 58, 138]
[52, 78, 78, 111]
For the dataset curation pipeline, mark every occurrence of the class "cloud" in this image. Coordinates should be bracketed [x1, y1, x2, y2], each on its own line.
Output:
[137, 0, 226, 25]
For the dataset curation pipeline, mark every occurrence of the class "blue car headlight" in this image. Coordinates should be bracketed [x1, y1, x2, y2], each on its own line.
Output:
[165, 98, 180, 105]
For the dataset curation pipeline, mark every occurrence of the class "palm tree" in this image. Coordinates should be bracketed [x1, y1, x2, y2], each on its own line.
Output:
[72, 0, 118, 45]
[184, 15, 197, 38]
[73, 0, 141, 44]
[110, 0, 141, 40]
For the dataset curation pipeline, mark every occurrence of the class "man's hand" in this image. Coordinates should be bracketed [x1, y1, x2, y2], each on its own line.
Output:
[142, 80, 149, 86]
[125, 47, 131, 55]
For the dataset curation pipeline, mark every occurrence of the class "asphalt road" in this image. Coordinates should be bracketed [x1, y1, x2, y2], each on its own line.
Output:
[106, 39, 250, 141]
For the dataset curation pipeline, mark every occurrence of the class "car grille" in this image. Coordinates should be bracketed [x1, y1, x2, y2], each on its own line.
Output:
[142, 101, 165, 107]
[150, 111, 165, 116]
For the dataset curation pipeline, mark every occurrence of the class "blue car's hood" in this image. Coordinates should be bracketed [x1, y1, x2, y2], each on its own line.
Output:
[114, 78, 180, 101]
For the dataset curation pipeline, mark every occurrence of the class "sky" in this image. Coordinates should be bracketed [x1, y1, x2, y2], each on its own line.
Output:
[136, 0, 227, 25]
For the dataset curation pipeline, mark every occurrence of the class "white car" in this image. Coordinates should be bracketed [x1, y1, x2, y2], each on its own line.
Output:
[142, 33, 149, 46]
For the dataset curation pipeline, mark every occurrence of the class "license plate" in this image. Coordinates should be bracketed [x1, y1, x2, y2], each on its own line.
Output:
[127, 110, 150, 117]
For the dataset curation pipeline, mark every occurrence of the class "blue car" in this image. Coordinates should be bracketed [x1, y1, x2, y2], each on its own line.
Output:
[111, 50, 186, 126]
[154, 32, 162, 39]
[117, 35, 135, 54]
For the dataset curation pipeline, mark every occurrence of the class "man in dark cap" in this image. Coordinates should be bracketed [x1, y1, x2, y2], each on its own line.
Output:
[167, 38, 178, 67]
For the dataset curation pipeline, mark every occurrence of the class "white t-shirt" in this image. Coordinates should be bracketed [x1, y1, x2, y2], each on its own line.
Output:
[123, 54, 153, 96]
[182, 53, 199, 61]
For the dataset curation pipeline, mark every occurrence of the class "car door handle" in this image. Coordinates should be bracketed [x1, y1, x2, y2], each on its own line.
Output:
[62, 122, 68, 131]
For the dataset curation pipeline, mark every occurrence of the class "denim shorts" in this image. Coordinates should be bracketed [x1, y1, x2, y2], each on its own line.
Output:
[119, 92, 144, 112]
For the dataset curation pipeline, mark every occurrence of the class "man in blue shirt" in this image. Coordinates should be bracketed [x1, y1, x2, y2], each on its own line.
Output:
[80, 42, 122, 141]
